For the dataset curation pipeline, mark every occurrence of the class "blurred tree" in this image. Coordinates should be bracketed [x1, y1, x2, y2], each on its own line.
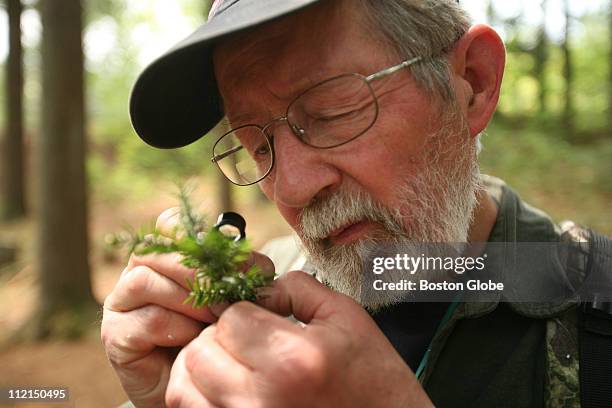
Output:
[561, 0, 575, 138]
[1, 0, 26, 220]
[35, 0, 97, 339]
[202, 0, 235, 210]
[87, 0, 122, 23]
[217, 138, 235, 211]
[534, 0, 549, 114]
[486, 0, 496, 26]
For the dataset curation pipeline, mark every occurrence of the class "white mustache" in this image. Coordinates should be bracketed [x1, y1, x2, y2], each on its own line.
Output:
[299, 188, 404, 243]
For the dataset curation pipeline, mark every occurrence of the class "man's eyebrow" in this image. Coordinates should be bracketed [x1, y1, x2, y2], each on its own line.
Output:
[224, 112, 258, 126]
[219, 95, 258, 124]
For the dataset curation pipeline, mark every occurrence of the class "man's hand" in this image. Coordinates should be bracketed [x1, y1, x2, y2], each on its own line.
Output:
[100, 208, 274, 407]
[165, 271, 434, 408]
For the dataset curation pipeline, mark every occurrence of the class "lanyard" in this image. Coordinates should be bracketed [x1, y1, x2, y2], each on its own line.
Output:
[415, 297, 462, 380]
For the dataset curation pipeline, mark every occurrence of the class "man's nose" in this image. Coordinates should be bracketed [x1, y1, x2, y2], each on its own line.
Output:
[267, 126, 341, 208]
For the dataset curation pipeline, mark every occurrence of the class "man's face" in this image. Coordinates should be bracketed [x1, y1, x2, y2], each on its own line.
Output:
[214, 1, 481, 308]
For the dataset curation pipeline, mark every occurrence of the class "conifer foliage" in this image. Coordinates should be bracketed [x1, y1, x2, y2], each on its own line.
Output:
[110, 188, 273, 307]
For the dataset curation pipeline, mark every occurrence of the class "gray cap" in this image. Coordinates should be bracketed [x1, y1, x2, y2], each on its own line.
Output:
[129, 0, 321, 149]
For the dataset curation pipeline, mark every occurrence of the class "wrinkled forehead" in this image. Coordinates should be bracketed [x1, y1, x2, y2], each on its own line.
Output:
[212, 0, 384, 111]
[213, 0, 347, 72]
[213, 11, 305, 77]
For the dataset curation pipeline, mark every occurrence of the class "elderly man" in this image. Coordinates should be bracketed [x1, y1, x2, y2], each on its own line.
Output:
[101, 1, 611, 407]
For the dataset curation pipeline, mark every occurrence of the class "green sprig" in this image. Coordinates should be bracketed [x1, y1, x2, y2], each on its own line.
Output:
[108, 187, 274, 308]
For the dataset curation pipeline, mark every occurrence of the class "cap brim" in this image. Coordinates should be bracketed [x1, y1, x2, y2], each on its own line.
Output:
[129, 0, 321, 149]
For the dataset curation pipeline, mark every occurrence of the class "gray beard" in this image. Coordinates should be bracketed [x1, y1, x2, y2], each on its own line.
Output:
[297, 111, 482, 310]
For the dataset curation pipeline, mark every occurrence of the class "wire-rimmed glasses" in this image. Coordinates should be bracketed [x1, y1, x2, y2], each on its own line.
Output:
[211, 56, 423, 186]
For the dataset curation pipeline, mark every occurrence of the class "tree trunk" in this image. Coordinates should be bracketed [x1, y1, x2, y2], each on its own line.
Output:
[486, 0, 495, 25]
[1, 0, 26, 220]
[218, 167, 234, 210]
[36, 0, 97, 339]
[202, 0, 234, 211]
[561, 0, 575, 139]
[534, 0, 549, 114]
[215, 134, 235, 211]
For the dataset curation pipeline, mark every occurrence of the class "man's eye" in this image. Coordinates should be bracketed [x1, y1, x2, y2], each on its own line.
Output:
[254, 143, 270, 157]
[315, 108, 362, 122]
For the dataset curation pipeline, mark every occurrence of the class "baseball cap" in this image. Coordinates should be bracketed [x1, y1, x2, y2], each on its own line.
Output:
[129, 0, 321, 149]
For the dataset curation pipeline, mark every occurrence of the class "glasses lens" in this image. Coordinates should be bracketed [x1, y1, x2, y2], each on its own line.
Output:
[213, 126, 273, 186]
[287, 74, 378, 148]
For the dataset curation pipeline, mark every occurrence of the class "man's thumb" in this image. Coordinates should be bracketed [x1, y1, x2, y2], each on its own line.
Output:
[257, 270, 352, 325]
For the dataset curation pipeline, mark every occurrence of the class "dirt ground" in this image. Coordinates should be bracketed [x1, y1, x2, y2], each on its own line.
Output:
[0, 257, 130, 408]
[0, 183, 292, 408]
[0, 334, 129, 408]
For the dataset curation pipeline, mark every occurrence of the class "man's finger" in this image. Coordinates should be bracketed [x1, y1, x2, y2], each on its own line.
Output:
[183, 325, 253, 407]
[128, 252, 196, 290]
[166, 350, 219, 408]
[112, 348, 174, 408]
[156, 206, 182, 238]
[216, 302, 337, 390]
[101, 304, 206, 367]
[257, 270, 352, 325]
[129, 250, 275, 291]
[104, 265, 217, 322]
[216, 302, 302, 367]
[240, 251, 275, 279]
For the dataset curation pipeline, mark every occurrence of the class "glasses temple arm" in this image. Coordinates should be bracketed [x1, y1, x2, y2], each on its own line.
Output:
[211, 144, 243, 163]
[365, 56, 423, 82]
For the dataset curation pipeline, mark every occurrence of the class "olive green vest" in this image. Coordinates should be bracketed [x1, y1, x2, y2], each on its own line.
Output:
[423, 175, 581, 408]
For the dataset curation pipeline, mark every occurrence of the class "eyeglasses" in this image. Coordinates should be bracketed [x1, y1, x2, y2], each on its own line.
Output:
[211, 56, 423, 186]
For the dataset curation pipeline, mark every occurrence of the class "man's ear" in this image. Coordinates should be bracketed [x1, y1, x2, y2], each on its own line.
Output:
[449, 24, 505, 137]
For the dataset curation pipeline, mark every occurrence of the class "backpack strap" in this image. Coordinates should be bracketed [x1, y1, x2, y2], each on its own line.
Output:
[576, 227, 612, 408]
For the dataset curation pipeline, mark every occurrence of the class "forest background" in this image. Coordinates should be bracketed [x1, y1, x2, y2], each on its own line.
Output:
[0, 0, 610, 406]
